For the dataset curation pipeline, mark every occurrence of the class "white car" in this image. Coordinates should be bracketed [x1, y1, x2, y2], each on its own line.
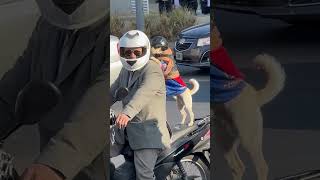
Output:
[110, 35, 122, 86]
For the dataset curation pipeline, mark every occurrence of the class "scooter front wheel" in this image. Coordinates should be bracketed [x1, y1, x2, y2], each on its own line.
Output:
[166, 155, 210, 180]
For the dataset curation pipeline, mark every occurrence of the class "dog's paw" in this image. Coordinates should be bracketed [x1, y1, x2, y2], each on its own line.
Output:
[188, 121, 194, 127]
[174, 123, 183, 130]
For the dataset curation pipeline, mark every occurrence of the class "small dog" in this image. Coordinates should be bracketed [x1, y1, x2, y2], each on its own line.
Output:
[212, 54, 286, 180]
[150, 46, 200, 127]
[173, 78, 199, 127]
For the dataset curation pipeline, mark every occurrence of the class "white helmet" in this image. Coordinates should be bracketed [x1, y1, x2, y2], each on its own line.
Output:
[118, 30, 151, 71]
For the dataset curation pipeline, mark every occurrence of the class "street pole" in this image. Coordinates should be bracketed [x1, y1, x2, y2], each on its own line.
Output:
[135, 0, 145, 31]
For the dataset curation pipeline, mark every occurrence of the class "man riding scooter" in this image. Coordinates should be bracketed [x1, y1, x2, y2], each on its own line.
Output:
[110, 30, 171, 180]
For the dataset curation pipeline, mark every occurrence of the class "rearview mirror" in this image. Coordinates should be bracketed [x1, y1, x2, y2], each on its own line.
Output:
[1, 80, 62, 141]
[15, 80, 62, 125]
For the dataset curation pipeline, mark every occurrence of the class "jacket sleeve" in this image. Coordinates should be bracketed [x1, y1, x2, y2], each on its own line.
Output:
[35, 62, 109, 179]
[122, 62, 165, 119]
[0, 20, 40, 136]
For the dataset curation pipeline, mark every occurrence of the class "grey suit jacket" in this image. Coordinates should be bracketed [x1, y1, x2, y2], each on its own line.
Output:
[110, 59, 171, 150]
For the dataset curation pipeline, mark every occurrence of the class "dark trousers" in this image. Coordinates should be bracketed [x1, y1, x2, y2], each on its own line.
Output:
[39, 127, 106, 180]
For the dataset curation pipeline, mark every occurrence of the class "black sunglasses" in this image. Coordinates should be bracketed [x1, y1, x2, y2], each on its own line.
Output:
[123, 49, 143, 58]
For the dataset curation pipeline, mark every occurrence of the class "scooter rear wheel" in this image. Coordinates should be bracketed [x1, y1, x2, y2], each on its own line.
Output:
[166, 155, 210, 180]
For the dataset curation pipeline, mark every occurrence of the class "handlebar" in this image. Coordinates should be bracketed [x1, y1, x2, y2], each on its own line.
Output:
[110, 109, 116, 125]
[195, 115, 210, 126]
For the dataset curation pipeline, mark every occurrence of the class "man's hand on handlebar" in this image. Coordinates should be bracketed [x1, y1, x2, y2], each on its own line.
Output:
[21, 164, 64, 180]
[116, 113, 130, 129]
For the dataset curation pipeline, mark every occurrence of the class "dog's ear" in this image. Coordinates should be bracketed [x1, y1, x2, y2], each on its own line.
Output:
[151, 47, 156, 54]
[151, 47, 163, 55]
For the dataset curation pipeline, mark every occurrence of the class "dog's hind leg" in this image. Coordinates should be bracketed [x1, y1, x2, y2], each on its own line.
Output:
[244, 139, 268, 180]
[240, 112, 269, 180]
[177, 96, 187, 125]
[186, 104, 195, 127]
[181, 91, 195, 126]
[224, 141, 245, 180]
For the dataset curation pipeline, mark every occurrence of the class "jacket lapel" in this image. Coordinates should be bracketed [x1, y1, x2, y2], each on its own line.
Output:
[122, 70, 129, 87]
[127, 66, 148, 88]
[40, 30, 61, 82]
[41, 49, 59, 82]
[55, 33, 96, 85]
[127, 71, 139, 88]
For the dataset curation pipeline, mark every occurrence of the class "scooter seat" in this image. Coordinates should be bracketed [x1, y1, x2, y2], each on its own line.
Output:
[156, 125, 197, 164]
[170, 124, 198, 143]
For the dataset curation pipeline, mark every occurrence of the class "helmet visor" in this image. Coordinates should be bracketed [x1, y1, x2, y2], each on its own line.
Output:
[120, 47, 147, 59]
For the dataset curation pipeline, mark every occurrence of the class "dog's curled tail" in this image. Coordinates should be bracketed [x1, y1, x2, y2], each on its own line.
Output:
[189, 78, 200, 95]
[254, 54, 286, 106]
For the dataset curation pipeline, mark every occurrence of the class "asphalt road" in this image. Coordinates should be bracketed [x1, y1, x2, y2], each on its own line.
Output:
[212, 9, 320, 180]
